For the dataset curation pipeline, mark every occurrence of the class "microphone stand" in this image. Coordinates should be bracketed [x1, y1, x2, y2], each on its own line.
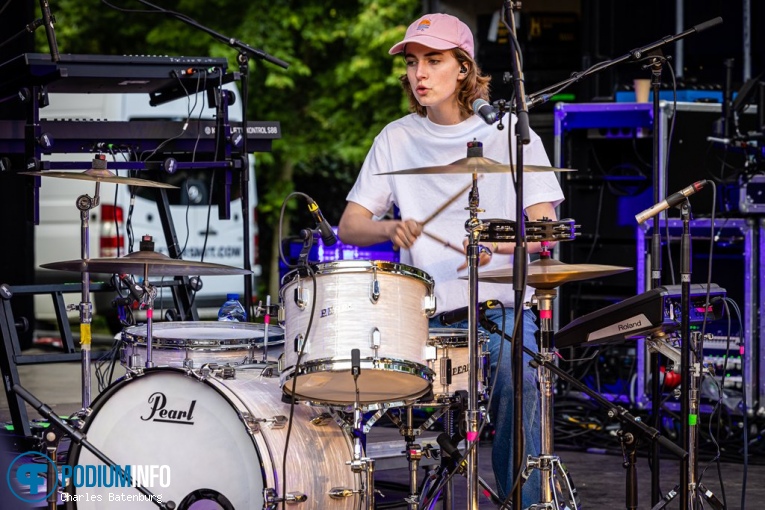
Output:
[678, 201, 694, 510]
[647, 44, 666, 508]
[502, 4, 530, 508]
[131, 0, 289, 318]
[515, 17, 721, 507]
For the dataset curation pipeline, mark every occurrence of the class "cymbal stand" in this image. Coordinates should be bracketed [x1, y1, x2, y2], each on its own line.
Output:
[73, 158, 107, 409]
[526, 288, 568, 508]
[463, 141, 490, 510]
[135, 236, 159, 368]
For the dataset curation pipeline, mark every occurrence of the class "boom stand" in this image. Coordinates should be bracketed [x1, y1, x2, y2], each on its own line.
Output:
[677, 201, 695, 509]
[500, 4, 532, 506]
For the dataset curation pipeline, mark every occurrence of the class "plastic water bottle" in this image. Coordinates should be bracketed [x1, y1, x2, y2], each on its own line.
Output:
[218, 293, 247, 322]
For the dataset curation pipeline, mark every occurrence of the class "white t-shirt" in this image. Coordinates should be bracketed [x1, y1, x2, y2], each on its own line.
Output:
[346, 112, 565, 312]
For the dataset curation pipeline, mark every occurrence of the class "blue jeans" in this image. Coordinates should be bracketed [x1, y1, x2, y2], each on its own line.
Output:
[429, 308, 541, 507]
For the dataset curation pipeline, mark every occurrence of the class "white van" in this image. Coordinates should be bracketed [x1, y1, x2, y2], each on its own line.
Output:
[35, 84, 260, 332]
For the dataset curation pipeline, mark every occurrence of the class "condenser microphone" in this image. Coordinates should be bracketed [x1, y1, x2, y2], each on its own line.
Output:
[635, 180, 708, 224]
[306, 197, 337, 246]
[472, 99, 498, 125]
[38, 0, 60, 62]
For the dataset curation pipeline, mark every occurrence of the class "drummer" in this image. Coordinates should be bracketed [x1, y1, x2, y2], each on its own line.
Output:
[337, 13, 564, 506]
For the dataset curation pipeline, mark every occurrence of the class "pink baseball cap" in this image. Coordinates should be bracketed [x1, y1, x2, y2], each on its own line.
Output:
[388, 13, 474, 58]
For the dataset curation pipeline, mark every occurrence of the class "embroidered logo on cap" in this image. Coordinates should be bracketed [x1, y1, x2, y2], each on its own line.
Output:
[416, 19, 432, 31]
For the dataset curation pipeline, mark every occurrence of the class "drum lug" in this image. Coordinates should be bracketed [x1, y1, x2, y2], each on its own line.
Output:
[423, 294, 437, 317]
[440, 356, 452, 386]
[294, 334, 306, 354]
[264, 487, 307, 507]
[269, 415, 288, 430]
[294, 281, 308, 310]
[329, 487, 355, 499]
[369, 269, 380, 303]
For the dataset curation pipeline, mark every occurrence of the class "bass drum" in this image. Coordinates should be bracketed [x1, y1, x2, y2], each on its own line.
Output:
[66, 367, 360, 509]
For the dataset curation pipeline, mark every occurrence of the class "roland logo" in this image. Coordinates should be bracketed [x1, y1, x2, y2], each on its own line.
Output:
[617, 319, 643, 332]
[141, 392, 196, 425]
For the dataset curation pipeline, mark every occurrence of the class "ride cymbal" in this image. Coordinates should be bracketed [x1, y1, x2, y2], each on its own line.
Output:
[377, 157, 575, 175]
[41, 251, 252, 276]
[468, 258, 631, 289]
[21, 169, 177, 188]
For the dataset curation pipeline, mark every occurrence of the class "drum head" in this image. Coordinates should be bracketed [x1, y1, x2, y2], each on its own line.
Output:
[67, 368, 264, 508]
[123, 321, 285, 348]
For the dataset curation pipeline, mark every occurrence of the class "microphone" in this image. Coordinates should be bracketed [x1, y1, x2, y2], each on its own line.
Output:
[351, 348, 361, 378]
[306, 197, 337, 246]
[439, 300, 500, 326]
[472, 99, 498, 125]
[436, 433, 466, 473]
[635, 180, 708, 224]
[38, 0, 60, 62]
[119, 274, 145, 302]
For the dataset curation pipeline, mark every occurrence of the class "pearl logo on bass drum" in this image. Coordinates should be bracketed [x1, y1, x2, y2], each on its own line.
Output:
[141, 392, 197, 425]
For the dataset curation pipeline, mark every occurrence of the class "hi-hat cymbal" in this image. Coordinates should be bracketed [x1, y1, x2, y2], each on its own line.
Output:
[41, 251, 252, 276]
[21, 169, 177, 188]
[377, 157, 575, 175]
[467, 258, 631, 289]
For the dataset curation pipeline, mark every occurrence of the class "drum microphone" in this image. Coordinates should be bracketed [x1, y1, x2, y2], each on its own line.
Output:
[436, 433, 467, 474]
[119, 274, 145, 302]
[438, 300, 501, 326]
[635, 180, 708, 224]
[306, 196, 337, 246]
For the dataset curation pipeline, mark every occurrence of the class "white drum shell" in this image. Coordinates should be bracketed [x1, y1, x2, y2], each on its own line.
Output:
[121, 321, 285, 368]
[67, 367, 359, 509]
[280, 261, 435, 405]
[425, 328, 490, 400]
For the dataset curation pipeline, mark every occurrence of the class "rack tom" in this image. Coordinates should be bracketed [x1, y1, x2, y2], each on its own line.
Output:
[280, 260, 436, 406]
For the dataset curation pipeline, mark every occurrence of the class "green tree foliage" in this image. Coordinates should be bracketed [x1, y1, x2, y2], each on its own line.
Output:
[46, 0, 421, 295]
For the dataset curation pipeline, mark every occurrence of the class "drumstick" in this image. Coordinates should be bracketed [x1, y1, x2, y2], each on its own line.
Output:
[419, 178, 480, 227]
[422, 230, 464, 255]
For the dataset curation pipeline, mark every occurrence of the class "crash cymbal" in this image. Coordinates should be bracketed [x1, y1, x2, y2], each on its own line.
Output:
[21, 169, 177, 188]
[41, 251, 252, 276]
[377, 157, 575, 175]
[467, 258, 631, 289]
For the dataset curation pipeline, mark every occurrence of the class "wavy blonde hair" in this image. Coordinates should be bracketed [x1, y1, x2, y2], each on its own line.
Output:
[399, 47, 491, 118]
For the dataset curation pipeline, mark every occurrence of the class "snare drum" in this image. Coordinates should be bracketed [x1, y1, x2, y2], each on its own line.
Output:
[280, 260, 436, 406]
[121, 321, 285, 369]
[425, 328, 490, 401]
[66, 367, 360, 509]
